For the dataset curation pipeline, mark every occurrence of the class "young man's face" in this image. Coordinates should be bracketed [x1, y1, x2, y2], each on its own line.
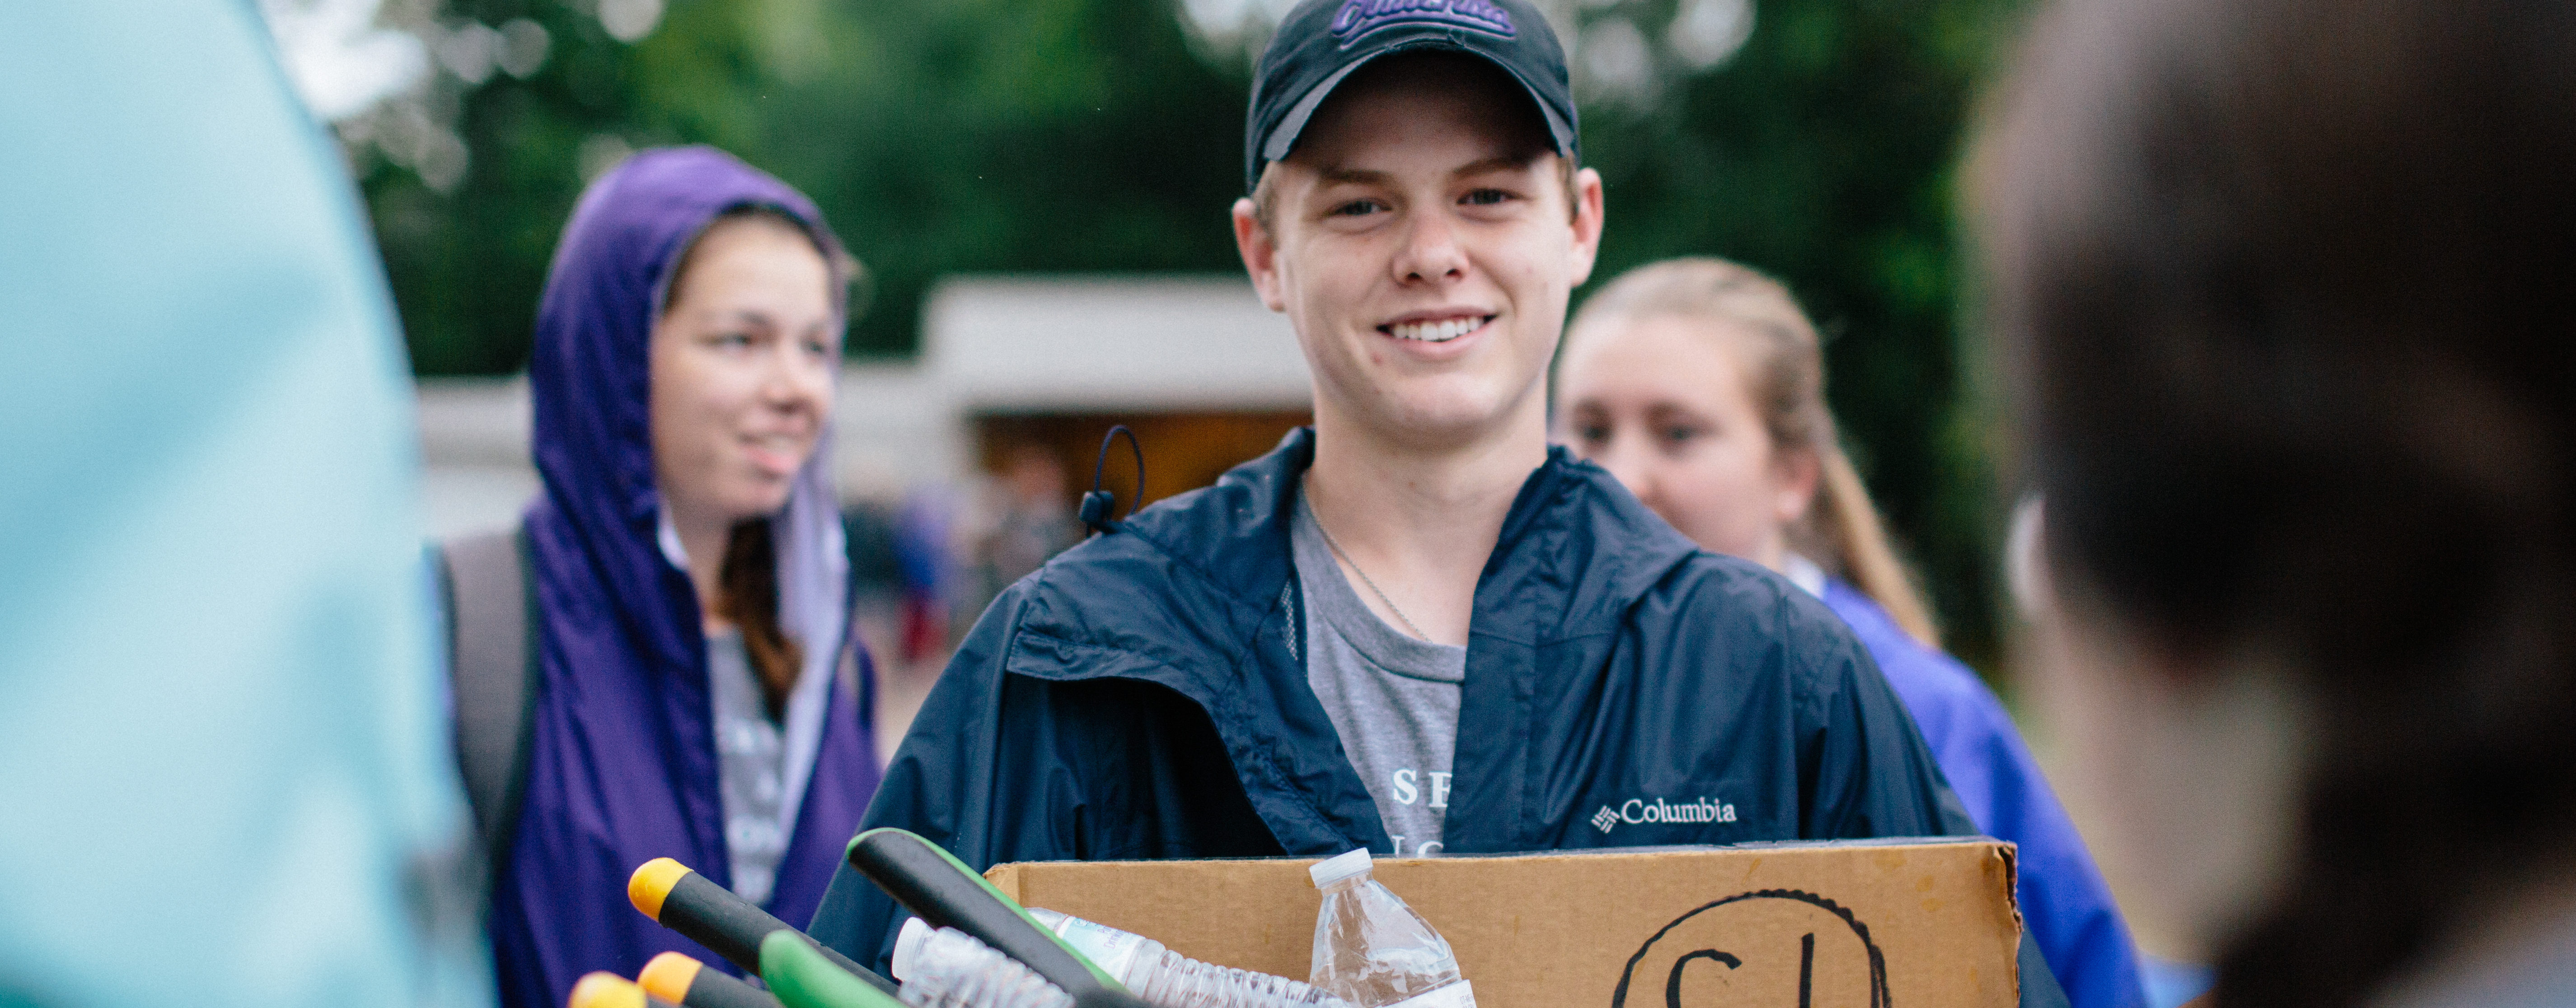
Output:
[1235, 53, 1605, 449]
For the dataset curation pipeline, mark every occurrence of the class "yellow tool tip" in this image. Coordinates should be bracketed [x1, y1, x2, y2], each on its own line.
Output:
[628, 857, 692, 921]
[568, 972, 646, 1008]
[637, 952, 703, 1004]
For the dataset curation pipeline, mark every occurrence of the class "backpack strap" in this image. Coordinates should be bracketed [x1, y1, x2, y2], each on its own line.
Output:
[434, 525, 539, 896]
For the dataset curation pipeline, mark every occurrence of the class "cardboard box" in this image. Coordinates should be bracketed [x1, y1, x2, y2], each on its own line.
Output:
[988, 839, 2022, 1008]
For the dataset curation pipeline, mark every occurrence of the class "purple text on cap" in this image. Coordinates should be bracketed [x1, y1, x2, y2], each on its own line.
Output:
[1330, 0, 1516, 48]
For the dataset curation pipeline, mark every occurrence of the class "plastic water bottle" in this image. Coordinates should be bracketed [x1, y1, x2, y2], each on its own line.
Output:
[891, 923, 1075, 1008]
[1024, 909, 1351, 1008]
[899, 915, 1347, 1008]
[1307, 850, 1475, 1008]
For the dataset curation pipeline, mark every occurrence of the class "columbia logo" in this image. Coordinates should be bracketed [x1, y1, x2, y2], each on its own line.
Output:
[1590, 797, 1737, 834]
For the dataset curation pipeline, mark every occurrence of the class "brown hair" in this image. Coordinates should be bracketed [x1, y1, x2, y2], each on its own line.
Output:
[1568, 257, 1940, 648]
[1977, 0, 2576, 1005]
[717, 518, 800, 716]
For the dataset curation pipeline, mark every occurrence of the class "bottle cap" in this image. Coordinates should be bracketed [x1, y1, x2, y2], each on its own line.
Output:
[891, 917, 931, 980]
[1308, 848, 1373, 889]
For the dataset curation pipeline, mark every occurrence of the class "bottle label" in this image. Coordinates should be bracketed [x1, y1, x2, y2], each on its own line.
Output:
[1386, 980, 1475, 1008]
[1052, 916, 1147, 978]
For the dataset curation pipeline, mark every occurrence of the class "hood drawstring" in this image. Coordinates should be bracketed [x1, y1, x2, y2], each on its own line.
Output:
[1078, 425, 1144, 536]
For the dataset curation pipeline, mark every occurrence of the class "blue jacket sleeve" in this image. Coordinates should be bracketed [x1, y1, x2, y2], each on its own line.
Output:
[806, 582, 1040, 969]
[1784, 596, 1980, 840]
[1822, 584, 2141, 1008]
[1785, 588, 2075, 1008]
[1915, 674, 2146, 1008]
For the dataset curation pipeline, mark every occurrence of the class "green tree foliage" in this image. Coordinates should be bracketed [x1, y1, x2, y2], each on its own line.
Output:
[1574, 0, 2027, 667]
[378, 0, 1248, 371]
[365, 0, 2024, 669]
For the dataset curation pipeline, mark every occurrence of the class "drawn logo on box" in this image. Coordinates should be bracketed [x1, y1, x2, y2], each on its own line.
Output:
[1592, 797, 1738, 833]
[1610, 890, 1888, 1008]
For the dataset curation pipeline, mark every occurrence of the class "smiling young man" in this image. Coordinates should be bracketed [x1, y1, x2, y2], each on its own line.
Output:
[811, 3, 2063, 1002]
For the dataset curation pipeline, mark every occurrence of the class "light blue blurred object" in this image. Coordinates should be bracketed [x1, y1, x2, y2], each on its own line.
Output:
[0, 4, 488, 1008]
[2140, 956, 2215, 1008]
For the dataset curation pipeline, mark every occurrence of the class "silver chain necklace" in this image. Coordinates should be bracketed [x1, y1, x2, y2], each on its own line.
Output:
[1309, 511, 1433, 642]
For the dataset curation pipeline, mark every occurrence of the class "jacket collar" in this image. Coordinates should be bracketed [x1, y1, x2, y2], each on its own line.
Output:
[1007, 426, 1705, 853]
[1101, 426, 1701, 644]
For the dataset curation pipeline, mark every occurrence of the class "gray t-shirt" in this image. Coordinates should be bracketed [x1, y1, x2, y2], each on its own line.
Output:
[706, 630, 788, 905]
[1290, 490, 1466, 857]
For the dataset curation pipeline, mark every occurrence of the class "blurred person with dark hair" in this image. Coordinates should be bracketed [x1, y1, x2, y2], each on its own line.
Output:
[961, 443, 1079, 622]
[442, 147, 882, 1008]
[1975, 1, 2576, 1007]
[0, 4, 486, 1006]
[1556, 257, 2146, 1008]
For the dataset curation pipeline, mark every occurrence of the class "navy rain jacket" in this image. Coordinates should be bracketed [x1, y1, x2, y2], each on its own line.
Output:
[812, 429, 2065, 1008]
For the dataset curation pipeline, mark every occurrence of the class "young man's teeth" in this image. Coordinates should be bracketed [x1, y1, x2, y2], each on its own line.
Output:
[1389, 317, 1482, 342]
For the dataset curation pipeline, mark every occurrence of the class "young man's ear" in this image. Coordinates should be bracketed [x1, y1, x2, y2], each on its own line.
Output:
[1232, 197, 1289, 313]
[1568, 166, 1607, 288]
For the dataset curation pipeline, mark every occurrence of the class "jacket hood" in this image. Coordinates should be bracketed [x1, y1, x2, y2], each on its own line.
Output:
[525, 145, 849, 727]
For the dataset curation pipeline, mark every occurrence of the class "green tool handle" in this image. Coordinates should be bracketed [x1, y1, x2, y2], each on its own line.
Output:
[762, 932, 906, 1008]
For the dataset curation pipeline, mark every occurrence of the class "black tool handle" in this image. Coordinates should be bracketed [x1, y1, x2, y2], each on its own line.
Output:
[660, 871, 900, 998]
[683, 965, 785, 1008]
[845, 828, 1110, 998]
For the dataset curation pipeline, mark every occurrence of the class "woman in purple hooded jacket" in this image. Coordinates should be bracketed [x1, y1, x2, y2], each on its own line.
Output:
[478, 147, 881, 1008]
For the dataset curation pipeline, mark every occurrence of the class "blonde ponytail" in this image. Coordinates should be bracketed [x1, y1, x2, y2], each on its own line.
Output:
[1810, 446, 1940, 648]
[1568, 257, 1942, 649]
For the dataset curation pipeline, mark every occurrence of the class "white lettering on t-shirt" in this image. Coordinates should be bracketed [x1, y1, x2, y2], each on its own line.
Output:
[1392, 768, 1419, 805]
[1428, 771, 1452, 810]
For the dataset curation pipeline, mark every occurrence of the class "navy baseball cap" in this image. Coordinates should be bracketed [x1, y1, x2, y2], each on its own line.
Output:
[1245, 0, 1580, 191]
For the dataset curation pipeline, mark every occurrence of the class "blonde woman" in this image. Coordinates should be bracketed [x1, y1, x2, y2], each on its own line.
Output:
[1555, 257, 2144, 1008]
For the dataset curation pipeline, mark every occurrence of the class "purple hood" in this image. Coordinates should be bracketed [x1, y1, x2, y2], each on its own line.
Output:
[489, 146, 881, 1008]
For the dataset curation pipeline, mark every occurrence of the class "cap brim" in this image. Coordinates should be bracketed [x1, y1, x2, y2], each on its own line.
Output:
[1256, 39, 1577, 177]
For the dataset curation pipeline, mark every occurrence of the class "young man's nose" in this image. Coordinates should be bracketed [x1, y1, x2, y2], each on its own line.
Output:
[1390, 210, 1468, 284]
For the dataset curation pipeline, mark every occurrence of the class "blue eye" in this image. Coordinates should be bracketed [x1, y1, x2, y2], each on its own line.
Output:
[1332, 199, 1385, 217]
[1462, 188, 1511, 206]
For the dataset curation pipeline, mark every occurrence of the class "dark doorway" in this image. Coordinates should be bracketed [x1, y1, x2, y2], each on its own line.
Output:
[974, 410, 1313, 513]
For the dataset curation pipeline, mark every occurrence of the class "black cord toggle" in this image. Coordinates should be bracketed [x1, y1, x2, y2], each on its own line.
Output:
[1078, 425, 1144, 535]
